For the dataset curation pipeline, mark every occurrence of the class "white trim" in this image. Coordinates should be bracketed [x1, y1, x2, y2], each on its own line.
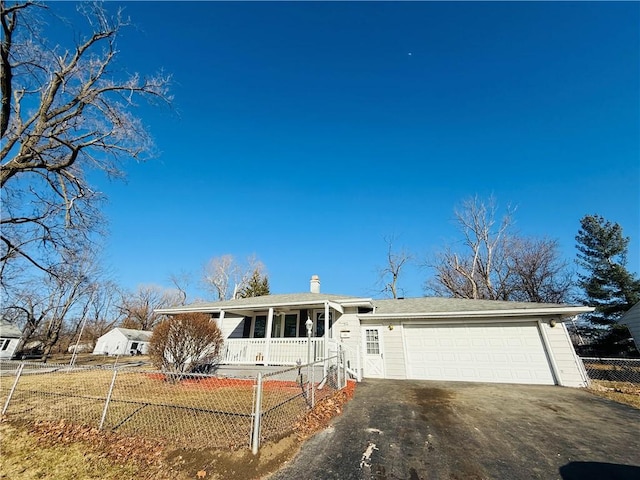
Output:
[359, 306, 594, 320]
[265, 308, 274, 365]
[156, 298, 373, 315]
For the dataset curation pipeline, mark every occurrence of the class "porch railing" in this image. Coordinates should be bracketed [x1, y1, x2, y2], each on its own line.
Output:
[222, 338, 326, 366]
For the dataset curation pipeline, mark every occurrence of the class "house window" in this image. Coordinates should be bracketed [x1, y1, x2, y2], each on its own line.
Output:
[1, 338, 10, 351]
[253, 315, 267, 338]
[271, 316, 282, 337]
[284, 314, 298, 337]
[315, 311, 333, 337]
[131, 342, 139, 350]
[365, 329, 380, 355]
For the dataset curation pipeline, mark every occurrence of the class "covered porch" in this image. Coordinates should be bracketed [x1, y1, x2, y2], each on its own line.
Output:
[222, 337, 328, 365]
[217, 299, 337, 367]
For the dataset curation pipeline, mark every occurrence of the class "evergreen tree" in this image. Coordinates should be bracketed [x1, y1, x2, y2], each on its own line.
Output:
[238, 269, 270, 298]
[576, 214, 640, 325]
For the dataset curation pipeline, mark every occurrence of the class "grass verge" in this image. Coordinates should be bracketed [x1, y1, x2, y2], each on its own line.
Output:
[587, 380, 640, 409]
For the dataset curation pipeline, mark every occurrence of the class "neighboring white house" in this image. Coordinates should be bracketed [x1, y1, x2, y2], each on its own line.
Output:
[93, 328, 152, 356]
[156, 275, 594, 388]
[620, 301, 640, 352]
[0, 319, 23, 360]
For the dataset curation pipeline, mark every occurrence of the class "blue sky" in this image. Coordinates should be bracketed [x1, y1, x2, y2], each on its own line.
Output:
[52, 1, 639, 299]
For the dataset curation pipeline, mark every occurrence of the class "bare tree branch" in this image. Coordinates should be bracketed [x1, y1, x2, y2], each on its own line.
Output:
[0, 1, 172, 284]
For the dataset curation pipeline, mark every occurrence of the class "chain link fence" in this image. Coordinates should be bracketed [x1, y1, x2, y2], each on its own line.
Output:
[0, 351, 348, 453]
[580, 357, 640, 385]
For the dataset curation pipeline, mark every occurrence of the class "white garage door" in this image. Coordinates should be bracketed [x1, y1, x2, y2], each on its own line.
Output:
[404, 323, 555, 385]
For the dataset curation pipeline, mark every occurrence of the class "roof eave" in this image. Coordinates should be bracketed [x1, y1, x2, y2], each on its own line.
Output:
[359, 306, 595, 320]
[155, 297, 374, 315]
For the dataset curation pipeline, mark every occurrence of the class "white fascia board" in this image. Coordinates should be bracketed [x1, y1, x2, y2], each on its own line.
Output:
[328, 301, 344, 314]
[338, 298, 374, 307]
[359, 306, 594, 321]
[155, 298, 359, 316]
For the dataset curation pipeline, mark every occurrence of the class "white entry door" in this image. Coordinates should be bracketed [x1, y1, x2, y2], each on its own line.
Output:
[362, 327, 385, 378]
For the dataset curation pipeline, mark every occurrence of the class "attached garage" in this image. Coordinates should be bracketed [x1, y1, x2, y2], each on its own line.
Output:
[359, 297, 593, 387]
[403, 322, 555, 385]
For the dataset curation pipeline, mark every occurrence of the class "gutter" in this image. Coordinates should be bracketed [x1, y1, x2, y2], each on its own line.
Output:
[358, 306, 594, 321]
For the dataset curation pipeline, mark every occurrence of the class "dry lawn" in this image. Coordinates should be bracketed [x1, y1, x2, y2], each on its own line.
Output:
[0, 382, 357, 480]
[587, 380, 640, 409]
[1, 365, 306, 449]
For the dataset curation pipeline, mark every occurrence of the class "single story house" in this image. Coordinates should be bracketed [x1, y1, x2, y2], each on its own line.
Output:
[92, 328, 153, 356]
[620, 301, 640, 352]
[0, 319, 23, 360]
[156, 276, 594, 388]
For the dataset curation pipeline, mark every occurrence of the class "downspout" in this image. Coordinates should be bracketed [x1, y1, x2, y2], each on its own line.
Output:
[265, 308, 274, 366]
[537, 319, 562, 386]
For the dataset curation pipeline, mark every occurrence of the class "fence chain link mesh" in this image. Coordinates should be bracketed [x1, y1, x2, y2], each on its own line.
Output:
[580, 357, 640, 385]
[1, 352, 349, 453]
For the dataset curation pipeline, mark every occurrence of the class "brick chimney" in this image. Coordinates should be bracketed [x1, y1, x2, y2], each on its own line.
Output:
[310, 275, 320, 294]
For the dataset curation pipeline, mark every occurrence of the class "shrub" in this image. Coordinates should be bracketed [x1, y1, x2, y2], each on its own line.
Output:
[149, 313, 223, 373]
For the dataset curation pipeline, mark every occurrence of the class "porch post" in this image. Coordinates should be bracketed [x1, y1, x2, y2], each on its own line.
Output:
[264, 307, 274, 366]
[217, 309, 225, 328]
[324, 301, 329, 376]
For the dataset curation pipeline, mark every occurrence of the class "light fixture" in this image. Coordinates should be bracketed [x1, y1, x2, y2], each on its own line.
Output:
[549, 319, 557, 328]
[305, 316, 313, 336]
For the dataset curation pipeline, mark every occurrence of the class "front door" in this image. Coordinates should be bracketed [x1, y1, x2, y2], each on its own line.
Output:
[362, 327, 385, 378]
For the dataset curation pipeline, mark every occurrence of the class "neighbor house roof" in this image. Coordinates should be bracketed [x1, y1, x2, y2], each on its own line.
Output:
[620, 301, 640, 325]
[0, 319, 23, 338]
[114, 328, 153, 342]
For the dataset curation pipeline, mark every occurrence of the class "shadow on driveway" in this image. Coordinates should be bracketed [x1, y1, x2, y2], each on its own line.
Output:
[268, 380, 640, 480]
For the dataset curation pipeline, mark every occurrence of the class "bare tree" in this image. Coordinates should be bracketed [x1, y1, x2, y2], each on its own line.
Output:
[506, 237, 574, 303]
[1, 248, 97, 358]
[425, 196, 573, 303]
[376, 236, 412, 299]
[202, 254, 266, 301]
[149, 312, 223, 374]
[72, 279, 123, 349]
[168, 272, 191, 306]
[119, 284, 182, 331]
[0, 1, 171, 286]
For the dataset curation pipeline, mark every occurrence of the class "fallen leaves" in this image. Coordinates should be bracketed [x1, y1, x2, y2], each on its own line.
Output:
[294, 380, 356, 440]
[27, 419, 167, 467]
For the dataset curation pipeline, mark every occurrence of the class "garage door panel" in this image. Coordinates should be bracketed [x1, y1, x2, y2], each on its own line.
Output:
[404, 323, 554, 385]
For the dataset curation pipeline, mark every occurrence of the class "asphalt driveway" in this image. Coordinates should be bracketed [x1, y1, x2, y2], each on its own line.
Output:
[269, 379, 640, 480]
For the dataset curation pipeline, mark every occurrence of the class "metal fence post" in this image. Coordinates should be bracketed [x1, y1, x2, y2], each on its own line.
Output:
[311, 360, 315, 407]
[2, 362, 25, 415]
[337, 346, 343, 389]
[99, 367, 118, 430]
[251, 372, 263, 455]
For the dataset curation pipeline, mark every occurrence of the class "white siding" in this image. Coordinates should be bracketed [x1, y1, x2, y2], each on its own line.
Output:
[0, 338, 21, 359]
[382, 322, 407, 379]
[219, 314, 246, 339]
[540, 320, 589, 387]
[93, 330, 127, 355]
[334, 312, 362, 376]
